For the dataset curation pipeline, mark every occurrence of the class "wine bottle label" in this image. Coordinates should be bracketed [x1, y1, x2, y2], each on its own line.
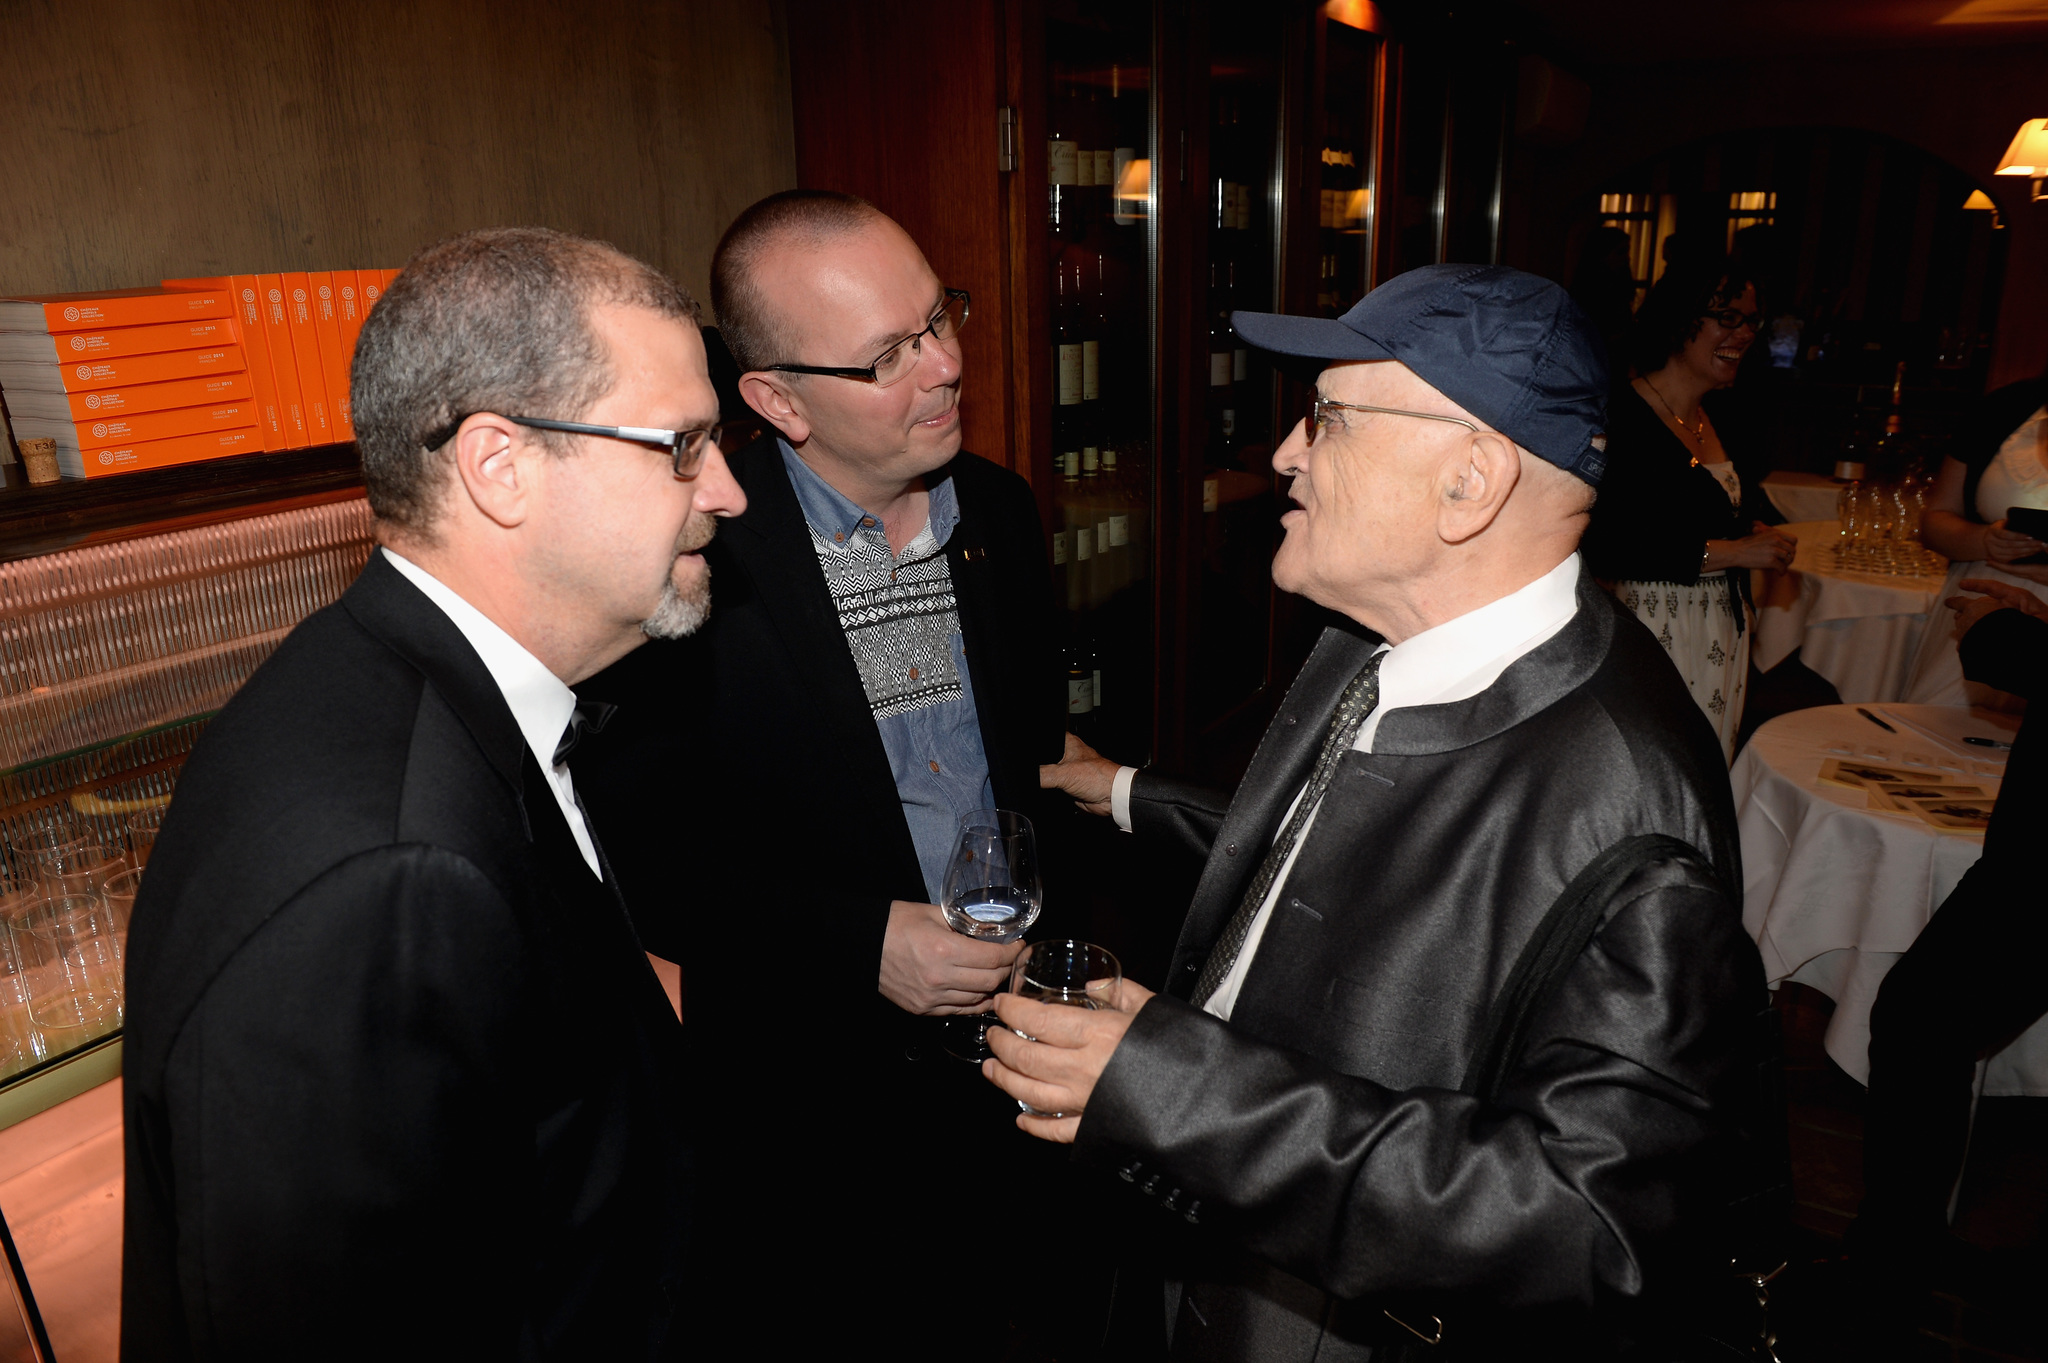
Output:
[1222, 409, 1237, 438]
[1048, 139, 1079, 186]
[1093, 670, 1103, 708]
[1082, 340, 1101, 401]
[1052, 531, 1068, 565]
[1064, 450, 1080, 476]
[1097, 518, 1111, 551]
[1082, 446, 1100, 473]
[1067, 678, 1094, 714]
[1235, 183, 1252, 230]
[1209, 351, 1231, 387]
[1233, 348, 1248, 383]
[1109, 514, 1130, 547]
[1202, 477, 1219, 513]
[1075, 527, 1094, 560]
[1077, 149, 1097, 187]
[1058, 344, 1083, 405]
[1094, 150, 1113, 187]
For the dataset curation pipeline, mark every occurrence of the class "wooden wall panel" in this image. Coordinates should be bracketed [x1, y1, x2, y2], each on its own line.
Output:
[0, 0, 796, 316]
[784, 0, 1018, 474]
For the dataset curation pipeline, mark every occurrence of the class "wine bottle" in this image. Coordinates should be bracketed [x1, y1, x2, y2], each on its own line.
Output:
[1047, 74, 1079, 236]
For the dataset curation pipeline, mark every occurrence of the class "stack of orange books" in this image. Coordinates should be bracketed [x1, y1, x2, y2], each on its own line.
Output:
[0, 269, 398, 480]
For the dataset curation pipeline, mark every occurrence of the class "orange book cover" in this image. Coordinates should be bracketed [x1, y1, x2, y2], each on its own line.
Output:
[44, 372, 253, 421]
[160, 277, 230, 292]
[42, 347, 245, 393]
[0, 288, 233, 332]
[335, 271, 368, 408]
[73, 425, 263, 478]
[359, 271, 388, 315]
[23, 400, 258, 448]
[309, 272, 354, 440]
[282, 272, 331, 443]
[36, 317, 236, 362]
[225, 275, 283, 451]
[258, 274, 308, 448]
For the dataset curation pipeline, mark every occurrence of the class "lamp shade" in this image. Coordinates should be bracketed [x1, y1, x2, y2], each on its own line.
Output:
[1962, 189, 1997, 210]
[1994, 118, 2048, 176]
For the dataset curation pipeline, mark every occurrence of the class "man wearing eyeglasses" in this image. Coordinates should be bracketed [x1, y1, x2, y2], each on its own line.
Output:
[1013, 265, 1780, 1360]
[574, 192, 1064, 1352]
[121, 228, 744, 1360]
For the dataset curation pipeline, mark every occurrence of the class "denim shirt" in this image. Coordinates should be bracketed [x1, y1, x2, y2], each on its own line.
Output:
[780, 442, 996, 902]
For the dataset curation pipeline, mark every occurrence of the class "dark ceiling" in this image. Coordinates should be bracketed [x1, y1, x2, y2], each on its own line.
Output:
[1509, 0, 2048, 64]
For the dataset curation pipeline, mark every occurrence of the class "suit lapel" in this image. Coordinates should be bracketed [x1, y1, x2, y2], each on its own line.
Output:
[1167, 625, 1382, 992]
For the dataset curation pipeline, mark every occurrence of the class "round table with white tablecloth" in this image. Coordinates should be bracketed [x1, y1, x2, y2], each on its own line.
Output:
[1762, 471, 1848, 524]
[1733, 702, 2044, 1094]
[1750, 520, 1949, 703]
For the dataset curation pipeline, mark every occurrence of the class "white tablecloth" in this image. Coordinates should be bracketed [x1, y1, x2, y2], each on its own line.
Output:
[1733, 702, 2044, 1094]
[1751, 520, 1948, 702]
[1762, 471, 1846, 524]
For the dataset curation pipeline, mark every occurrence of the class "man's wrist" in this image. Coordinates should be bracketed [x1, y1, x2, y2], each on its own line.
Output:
[1110, 765, 1138, 832]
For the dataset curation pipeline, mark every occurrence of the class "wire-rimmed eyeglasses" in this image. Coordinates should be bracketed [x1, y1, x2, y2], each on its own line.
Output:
[423, 414, 724, 478]
[1303, 393, 1481, 447]
[764, 289, 970, 388]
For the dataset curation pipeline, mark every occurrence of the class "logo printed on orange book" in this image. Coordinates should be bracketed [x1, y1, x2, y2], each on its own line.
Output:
[69, 336, 86, 351]
[341, 285, 355, 300]
[63, 306, 80, 323]
[292, 289, 306, 303]
[364, 285, 381, 302]
[268, 288, 282, 303]
[242, 288, 256, 303]
[92, 422, 108, 438]
[99, 451, 114, 466]
[318, 285, 331, 300]
[75, 364, 91, 380]
[84, 395, 101, 409]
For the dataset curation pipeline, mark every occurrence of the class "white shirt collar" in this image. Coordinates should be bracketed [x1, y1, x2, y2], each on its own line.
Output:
[380, 548, 580, 777]
[1359, 552, 1582, 750]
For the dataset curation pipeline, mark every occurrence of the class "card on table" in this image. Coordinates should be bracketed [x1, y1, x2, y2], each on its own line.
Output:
[1865, 781, 1987, 812]
[1818, 758, 1935, 791]
[1906, 795, 1997, 834]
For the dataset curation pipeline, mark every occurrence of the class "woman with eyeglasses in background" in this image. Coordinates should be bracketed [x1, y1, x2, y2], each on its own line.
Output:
[1584, 250, 1797, 761]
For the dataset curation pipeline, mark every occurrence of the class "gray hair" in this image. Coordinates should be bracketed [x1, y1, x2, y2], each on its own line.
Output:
[710, 190, 883, 373]
[352, 226, 700, 535]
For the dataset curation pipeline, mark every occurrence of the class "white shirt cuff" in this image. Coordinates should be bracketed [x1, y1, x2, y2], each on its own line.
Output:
[1110, 765, 1138, 833]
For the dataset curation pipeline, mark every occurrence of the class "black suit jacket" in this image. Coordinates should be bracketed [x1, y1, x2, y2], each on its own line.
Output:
[1088, 571, 1773, 1360]
[122, 551, 690, 1362]
[579, 436, 1062, 1054]
[573, 437, 1063, 1337]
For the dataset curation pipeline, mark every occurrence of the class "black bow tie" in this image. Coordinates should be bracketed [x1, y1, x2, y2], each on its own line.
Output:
[553, 700, 617, 767]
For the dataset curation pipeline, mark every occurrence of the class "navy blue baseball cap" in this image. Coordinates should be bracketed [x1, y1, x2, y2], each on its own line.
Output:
[1231, 264, 1611, 484]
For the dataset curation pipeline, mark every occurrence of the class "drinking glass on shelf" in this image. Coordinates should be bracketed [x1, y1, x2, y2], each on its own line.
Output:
[13, 895, 124, 1035]
[127, 808, 166, 867]
[938, 809, 1042, 1061]
[99, 867, 143, 967]
[0, 895, 50, 1079]
[1008, 939, 1122, 1117]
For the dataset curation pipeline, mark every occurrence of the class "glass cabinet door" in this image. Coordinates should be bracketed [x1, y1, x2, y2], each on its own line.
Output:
[1186, 11, 1287, 741]
[1044, 4, 1155, 759]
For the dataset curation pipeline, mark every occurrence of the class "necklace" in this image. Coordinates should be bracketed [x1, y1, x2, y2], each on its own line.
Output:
[1643, 377, 1707, 448]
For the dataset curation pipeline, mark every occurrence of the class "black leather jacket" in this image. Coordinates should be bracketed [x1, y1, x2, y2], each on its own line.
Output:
[1082, 569, 1773, 1361]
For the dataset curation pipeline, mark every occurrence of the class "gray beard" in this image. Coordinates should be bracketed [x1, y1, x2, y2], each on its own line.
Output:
[639, 566, 711, 640]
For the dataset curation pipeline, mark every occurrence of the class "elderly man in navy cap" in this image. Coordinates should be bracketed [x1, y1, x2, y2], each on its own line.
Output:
[1002, 265, 1780, 1361]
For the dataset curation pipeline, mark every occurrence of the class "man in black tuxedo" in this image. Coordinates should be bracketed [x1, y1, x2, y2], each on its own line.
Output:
[121, 228, 746, 1361]
[1002, 266, 1778, 1360]
[575, 192, 1064, 1352]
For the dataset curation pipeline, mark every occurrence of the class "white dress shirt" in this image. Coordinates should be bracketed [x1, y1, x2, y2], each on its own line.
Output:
[1110, 552, 1584, 1020]
[382, 548, 602, 878]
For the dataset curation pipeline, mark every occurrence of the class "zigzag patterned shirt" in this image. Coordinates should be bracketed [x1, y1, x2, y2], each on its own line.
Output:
[780, 442, 995, 901]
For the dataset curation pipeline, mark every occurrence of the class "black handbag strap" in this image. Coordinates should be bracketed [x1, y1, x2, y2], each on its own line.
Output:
[1459, 833, 1712, 1104]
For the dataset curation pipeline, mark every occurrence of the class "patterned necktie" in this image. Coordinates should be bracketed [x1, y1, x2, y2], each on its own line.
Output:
[1190, 650, 1385, 1008]
[552, 700, 617, 767]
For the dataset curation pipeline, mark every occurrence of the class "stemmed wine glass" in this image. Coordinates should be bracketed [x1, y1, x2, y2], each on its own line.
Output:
[1008, 939, 1122, 1117]
[939, 809, 1042, 1060]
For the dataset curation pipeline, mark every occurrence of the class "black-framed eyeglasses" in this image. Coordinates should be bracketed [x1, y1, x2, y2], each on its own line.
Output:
[1699, 307, 1762, 331]
[1303, 393, 1481, 447]
[764, 289, 970, 388]
[422, 414, 723, 478]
